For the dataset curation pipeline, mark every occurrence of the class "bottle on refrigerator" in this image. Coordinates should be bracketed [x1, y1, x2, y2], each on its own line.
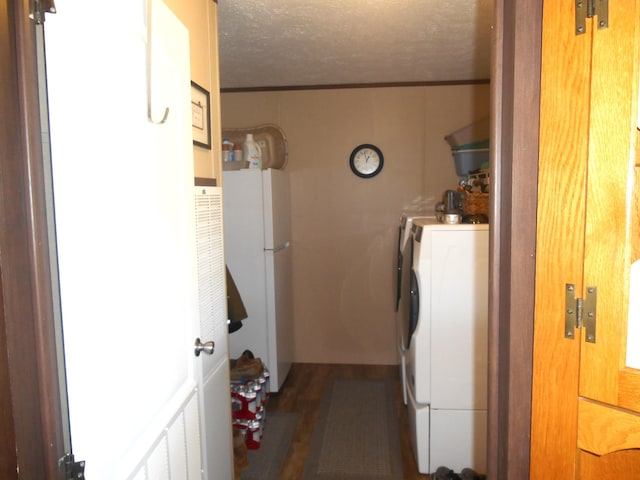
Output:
[243, 134, 262, 169]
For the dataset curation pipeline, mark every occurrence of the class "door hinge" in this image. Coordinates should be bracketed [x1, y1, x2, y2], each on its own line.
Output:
[575, 0, 609, 35]
[565, 283, 597, 343]
[60, 453, 85, 480]
[29, 0, 56, 25]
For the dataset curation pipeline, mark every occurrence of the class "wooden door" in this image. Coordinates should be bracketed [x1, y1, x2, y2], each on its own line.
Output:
[532, 0, 640, 478]
[577, 0, 640, 460]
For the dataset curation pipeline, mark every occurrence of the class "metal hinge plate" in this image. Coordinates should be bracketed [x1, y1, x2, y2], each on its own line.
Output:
[60, 453, 85, 480]
[29, 0, 56, 24]
[576, 0, 609, 35]
[565, 283, 597, 342]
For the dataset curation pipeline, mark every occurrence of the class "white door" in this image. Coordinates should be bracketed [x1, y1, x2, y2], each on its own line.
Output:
[42, 0, 230, 478]
[194, 186, 234, 479]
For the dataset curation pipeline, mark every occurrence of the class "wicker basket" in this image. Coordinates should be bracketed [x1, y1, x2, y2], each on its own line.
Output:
[462, 192, 489, 216]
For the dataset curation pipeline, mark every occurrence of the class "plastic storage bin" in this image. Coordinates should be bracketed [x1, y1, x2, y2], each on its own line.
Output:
[452, 149, 490, 176]
[445, 117, 490, 148]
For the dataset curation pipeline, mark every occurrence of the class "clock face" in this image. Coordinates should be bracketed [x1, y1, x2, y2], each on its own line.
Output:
[350, 144, 384, 178]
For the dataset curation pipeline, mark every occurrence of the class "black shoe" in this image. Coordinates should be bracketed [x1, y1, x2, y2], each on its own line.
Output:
[460, 468, 486, 480]
[433, 467, 462, 480]
[434, 466, 452, 480]
[460, 468, 476, 480]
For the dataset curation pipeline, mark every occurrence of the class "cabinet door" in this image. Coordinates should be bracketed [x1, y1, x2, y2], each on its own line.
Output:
[576, 0, 640, 460]
[533, 0, 640, 478]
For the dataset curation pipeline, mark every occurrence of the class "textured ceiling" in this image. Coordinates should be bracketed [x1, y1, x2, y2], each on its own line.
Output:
[217, 0, 494, 90]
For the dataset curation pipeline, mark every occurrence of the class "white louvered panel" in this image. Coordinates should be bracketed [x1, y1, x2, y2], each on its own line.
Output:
[194, 186, 228, 368]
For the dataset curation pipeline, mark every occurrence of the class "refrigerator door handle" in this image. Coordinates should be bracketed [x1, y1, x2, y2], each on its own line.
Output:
[265, 241, 290, 254]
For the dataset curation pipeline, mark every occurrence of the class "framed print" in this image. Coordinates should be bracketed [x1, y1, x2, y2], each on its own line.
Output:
[191, 81, 211, 149]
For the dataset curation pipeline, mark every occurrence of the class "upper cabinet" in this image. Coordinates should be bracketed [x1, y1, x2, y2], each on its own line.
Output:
[532, 0, 640, 478]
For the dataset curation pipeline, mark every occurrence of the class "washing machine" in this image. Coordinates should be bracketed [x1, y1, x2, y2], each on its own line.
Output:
[394, 213, 433, 405]
[402, 217, 488, 475]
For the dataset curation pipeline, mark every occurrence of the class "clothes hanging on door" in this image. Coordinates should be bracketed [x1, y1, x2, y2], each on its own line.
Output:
[226, 266, 247, 332]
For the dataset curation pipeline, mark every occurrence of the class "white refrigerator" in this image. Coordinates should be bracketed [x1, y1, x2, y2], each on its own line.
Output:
[223, 168, 294, 391]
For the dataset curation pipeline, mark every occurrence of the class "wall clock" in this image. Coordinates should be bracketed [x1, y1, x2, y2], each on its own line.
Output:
[349, 144, 384, 178]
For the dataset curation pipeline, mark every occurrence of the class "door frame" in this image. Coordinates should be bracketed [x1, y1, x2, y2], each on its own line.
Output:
[488, 0, 543, 479]
[0, 0, 66, 479]
[0, 0, 542, 478]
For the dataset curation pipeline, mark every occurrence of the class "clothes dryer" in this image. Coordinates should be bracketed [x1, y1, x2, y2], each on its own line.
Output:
[402, 217, 488, 475]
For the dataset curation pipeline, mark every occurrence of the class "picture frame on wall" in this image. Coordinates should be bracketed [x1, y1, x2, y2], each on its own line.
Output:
[191, 81, 211, 149]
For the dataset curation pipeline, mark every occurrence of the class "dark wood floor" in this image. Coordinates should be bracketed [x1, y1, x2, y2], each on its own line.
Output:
[265, 363, 431, 480]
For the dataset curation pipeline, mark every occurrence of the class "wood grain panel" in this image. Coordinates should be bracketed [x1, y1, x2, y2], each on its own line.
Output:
[618, 368, 640, 411]
[578, 448, 640, 480]
[530, 0, 591, 477]
[578, 398, 640, 455]
[632, 167, 640, 262]
[580, 0, 640, 405]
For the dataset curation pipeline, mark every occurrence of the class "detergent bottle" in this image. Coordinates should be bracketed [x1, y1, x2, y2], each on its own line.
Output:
[243, 134, 262, 169]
